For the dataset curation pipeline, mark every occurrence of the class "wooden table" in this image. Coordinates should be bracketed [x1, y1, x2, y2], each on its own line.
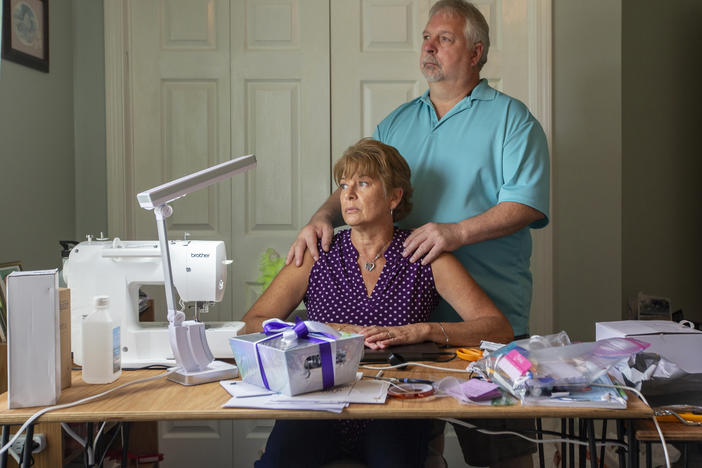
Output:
[0, 358, 653, 467]
[635, 419, 702, 468]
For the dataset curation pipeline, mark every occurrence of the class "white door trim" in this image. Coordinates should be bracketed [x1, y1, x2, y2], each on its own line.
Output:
[105, 0, 132, 240]
[528, 0, 554, 335]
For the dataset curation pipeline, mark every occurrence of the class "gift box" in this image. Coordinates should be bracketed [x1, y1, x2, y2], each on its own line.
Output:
[229, 319, 364, 396]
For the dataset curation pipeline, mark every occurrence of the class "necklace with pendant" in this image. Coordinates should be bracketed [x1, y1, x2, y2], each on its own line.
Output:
[364, 252, 382, 272]
[363, 240, 391, 272]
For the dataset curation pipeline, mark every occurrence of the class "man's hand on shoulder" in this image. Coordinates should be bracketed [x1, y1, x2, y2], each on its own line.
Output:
[402, 222, 465, 265]
[285, 220, 334, 266]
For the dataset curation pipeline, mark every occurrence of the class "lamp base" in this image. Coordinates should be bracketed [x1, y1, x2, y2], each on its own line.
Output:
[167, 360, 239, 386]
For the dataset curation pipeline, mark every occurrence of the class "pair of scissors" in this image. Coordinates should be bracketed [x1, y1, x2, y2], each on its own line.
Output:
[456, 347, 483, 362]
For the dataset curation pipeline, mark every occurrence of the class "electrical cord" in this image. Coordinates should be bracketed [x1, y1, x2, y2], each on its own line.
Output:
[0, 368, 176, 457]
[442, 418, 628, 449]
[593, 382, 670, 468]
[360, 361, 669, 465]
[360, 362, 471, 372]
[441, 382, 670, 468]
[96, 423, 123, 467]
[61, 423, 86, 447]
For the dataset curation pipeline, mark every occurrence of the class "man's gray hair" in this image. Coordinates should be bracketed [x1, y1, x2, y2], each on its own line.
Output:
[429, 0, 490, 69]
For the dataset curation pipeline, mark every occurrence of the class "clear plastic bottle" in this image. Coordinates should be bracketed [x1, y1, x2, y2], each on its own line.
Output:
[82, 295, 122, 384]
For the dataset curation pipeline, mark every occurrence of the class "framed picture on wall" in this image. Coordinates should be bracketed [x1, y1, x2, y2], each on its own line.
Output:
[1, 0, 49, 73]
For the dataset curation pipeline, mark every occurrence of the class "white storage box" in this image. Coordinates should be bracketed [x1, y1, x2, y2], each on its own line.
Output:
[230, 320, 363, 396]
[7, 270, 61, 408]
[595, 320, 702, 374]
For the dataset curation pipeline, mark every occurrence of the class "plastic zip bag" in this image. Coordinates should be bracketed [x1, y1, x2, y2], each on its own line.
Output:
[469, 334, 649, 400]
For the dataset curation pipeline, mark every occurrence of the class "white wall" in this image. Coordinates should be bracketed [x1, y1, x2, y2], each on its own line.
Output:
[553, 1, 622, 340]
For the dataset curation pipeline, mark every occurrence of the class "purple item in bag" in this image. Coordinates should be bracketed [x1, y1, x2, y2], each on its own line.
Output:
[460, 378, 503, 401]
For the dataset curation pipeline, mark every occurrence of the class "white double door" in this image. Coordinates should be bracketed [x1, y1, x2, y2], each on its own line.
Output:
[116, 0, 548, 465]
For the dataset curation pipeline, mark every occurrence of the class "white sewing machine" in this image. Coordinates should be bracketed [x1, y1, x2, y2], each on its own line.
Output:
[63, 236, 244, 369]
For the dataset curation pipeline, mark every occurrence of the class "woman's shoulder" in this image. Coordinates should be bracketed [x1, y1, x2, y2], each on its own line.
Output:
[389, 229, 436, 277]
[315, 229, 352, 262]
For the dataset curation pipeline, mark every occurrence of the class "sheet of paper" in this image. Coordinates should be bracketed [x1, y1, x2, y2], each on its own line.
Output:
[220, 373, 390, 410]
[222, 395, 348, 413]
[220, 380, 275, 398]
[273, 381, 354, 403]
[347, 379, 389, 404]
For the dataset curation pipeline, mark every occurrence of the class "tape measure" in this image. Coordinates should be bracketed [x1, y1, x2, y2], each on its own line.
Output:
[388, 383, 435, 399]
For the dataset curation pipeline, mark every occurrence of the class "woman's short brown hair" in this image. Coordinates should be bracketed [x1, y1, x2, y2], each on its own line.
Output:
[333, 138, 413, 222]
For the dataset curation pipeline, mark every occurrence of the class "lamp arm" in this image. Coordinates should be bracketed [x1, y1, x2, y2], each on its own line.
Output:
[154, 204, 185, 325]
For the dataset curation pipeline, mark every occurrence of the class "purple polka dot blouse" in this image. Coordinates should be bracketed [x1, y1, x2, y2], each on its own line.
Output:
[304, 228, 439, 326]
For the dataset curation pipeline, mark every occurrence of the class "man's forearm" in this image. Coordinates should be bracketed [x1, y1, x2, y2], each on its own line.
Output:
[311, 188, 344, 227]
[458, 201, 545, 245]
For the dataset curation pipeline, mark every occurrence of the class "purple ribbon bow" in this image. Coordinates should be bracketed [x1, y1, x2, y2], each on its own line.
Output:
[256, 318, 336, 391]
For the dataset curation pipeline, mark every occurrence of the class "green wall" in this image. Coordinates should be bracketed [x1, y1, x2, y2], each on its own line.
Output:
[622, 0, 702, 325]
[0, 0, 105, 272]
[553, 0, 622, 340]
[0, 2, 75, 271]
[73, 0, 106, 239]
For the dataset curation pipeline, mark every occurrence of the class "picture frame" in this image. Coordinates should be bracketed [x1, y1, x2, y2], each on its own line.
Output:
[1, 0, 49, 73]
[0, 260, 23, 286]
[0, 276, 6, 341]
[0, 261, 21, 342]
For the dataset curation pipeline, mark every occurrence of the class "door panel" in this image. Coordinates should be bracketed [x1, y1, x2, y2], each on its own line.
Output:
[130, 0, 233, 321]
[158, 420, 233, 466]
[229, 0, 330, 321]
[331, 0, 431, 165]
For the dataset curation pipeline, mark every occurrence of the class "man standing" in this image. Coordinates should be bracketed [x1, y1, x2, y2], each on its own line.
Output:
[288, 1, 549, 466]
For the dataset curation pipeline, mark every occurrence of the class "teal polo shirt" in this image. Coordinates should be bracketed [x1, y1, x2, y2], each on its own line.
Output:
[373, 79, 550, 336]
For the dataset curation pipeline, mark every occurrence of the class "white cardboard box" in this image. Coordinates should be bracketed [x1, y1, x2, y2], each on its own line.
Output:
[595, 320, 702, 374]
[7, 269, 61, 408]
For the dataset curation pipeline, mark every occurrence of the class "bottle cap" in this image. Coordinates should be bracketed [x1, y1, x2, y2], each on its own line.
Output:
[94, 295, 110, 308]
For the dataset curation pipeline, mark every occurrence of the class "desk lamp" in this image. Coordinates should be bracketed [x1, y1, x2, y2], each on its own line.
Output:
[137, 154, 256, 384]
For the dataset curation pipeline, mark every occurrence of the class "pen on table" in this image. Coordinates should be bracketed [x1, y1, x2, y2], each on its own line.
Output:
[396, 378, 433, 385]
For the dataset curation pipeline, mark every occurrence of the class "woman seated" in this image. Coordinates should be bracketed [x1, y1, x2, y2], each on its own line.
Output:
[243, 138, 513, 468]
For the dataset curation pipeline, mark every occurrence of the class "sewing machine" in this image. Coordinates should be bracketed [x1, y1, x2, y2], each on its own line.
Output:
[63, 236, 245, 369]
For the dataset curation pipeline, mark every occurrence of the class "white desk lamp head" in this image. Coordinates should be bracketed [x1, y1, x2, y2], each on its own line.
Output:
[137, 154, 256, 384]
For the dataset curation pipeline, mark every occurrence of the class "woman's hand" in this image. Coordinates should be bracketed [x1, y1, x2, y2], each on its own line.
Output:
[359, 323, 428, 349]
[332, 323, 365, 335]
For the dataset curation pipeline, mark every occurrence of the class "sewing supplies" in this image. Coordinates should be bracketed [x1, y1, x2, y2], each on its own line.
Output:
[456, 347, 483, 362]
[459, 378, 502, 401]
[372, 376, 433, 385]
[387, 383, 435, 399]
